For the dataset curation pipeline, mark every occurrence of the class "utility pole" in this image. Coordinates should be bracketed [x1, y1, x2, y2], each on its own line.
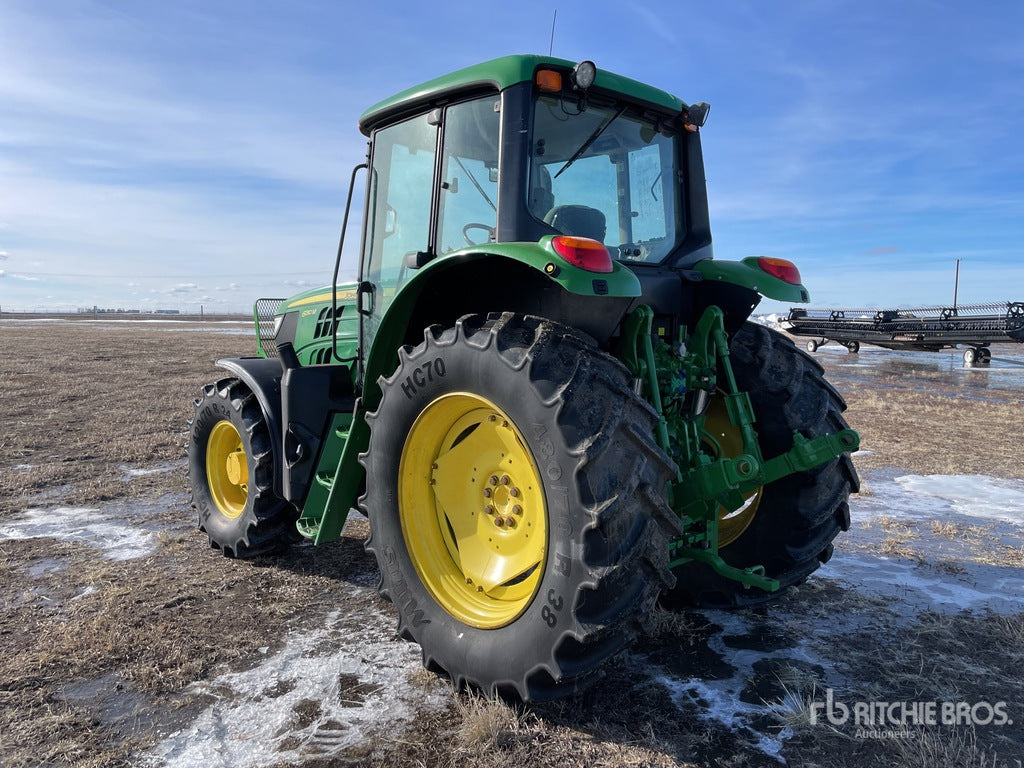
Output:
[953, 258, 960, 312]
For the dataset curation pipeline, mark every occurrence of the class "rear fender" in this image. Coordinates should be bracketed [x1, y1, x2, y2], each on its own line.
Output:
[690, 257, 810, 334]
[694, 257, 810, 304]
[363, 240, 641, 411]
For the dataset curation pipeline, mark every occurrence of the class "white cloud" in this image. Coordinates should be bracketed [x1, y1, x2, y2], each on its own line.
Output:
[0, 270, 40, 281]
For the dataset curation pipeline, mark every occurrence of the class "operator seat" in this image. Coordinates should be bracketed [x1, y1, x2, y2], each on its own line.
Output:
[543, 205, 607, 243]
[529, 164, 555, 215]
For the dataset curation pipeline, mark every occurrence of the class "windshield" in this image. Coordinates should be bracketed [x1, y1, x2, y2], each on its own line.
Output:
[529, 94, 682, 264]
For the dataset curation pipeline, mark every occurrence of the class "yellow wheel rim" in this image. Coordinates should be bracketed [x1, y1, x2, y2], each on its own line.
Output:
[206, 420, 248, 520]
[399, 393, 547, 629]
[702, 396, 763, 547]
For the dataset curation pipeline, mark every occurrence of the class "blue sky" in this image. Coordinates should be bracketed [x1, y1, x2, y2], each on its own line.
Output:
[1, 0, 1022, 313]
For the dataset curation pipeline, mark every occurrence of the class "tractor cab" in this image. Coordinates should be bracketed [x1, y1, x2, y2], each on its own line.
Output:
[355, 56, 717, 354]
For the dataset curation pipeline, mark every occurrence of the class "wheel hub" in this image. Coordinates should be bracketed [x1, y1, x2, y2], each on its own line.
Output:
[701, 394, 763, 547]
[225, 450, 245, 486]
[206, 420, 248, 520]
[399, 393, 547, 628]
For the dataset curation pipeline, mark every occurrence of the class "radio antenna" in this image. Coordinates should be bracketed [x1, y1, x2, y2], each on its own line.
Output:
[548, 9, 557, 56]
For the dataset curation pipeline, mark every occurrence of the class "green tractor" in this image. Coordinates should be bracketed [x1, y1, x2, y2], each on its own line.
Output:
[187, 56, 859, 702]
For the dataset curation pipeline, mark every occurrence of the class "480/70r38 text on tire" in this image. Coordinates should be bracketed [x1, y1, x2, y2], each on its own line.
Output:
[361, 313, 681, 702]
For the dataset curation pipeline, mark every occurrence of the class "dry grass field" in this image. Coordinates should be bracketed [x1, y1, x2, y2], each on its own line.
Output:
[1, 318, 1022, 768]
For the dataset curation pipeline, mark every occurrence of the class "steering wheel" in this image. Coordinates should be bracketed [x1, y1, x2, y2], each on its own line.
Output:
[462, 222, 495, 246]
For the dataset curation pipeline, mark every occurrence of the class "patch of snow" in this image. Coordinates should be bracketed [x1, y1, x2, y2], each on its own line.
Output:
[829, 473, 1024, 613]
[653, 611, 820, 761]
[824, 548, 1024, 613]
[147, 610, 447, 767]
[13, 463, 35, 470]
[121, 463, 176, 480]
[855, 472, 1024, 527]
[0, 507, 155, 560]
[893, 475, 1024, 526]
[72, 585, 97, 600]
[751, 314, 786, 331]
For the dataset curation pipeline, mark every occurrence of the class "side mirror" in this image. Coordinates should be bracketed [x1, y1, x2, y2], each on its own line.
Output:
[403, 251, 432, 271]
[357, 281, 374, 316]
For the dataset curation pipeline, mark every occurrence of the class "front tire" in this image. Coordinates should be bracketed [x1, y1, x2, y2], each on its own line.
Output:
[361, 313, 678, 701]
[187, 377, 299, 557]
[666, 323, 859, 607]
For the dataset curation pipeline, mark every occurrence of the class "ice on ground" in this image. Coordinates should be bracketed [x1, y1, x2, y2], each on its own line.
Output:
[856, 472, 1024, 527]
[824, 547, 1024, 613]
[148, 610, 447, 768]
[827, 472, 1024, 613]
[652, 610, 819, 762]
[121, 463, 176, 480]
[893, 475, 1024, 526]
[0, 506, 155, 560]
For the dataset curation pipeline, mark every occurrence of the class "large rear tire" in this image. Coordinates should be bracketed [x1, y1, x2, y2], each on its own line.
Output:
[187, 377, 299, 557]
[361, 313, 679, 702]
[665, 322, 859, 607]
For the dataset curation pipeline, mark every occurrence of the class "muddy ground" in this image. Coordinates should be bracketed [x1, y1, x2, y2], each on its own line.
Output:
[1, 318, 1022, 768]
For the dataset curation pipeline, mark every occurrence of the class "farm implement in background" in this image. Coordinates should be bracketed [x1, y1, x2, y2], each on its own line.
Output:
[785, 302, 1024, 365]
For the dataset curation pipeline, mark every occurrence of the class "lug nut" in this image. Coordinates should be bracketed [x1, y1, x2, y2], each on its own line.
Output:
[512, 504, 523, 516]
[509, 487, 520, 498]
[505, 517, 517, 528]
[485, 504, 495, 515]
[495, 517, 506, 527]
[500, 475, 510, 486]
[483, 487, 492, 498]
[488, 475, 499, 486]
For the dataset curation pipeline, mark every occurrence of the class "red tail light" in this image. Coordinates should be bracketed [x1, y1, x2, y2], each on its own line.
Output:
[551, 236, 613, 273]
[757, 257, 801, 285]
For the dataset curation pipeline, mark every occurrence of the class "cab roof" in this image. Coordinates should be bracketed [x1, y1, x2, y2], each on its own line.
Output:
[358, 54, 685, 135]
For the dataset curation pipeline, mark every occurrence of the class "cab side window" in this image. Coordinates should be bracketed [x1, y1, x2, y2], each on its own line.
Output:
[363, 114, 437, 344]
[438, 97, 500, 252]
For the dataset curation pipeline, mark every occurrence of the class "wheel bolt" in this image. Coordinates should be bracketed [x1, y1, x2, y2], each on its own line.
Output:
[505, 517, 517, 528]
[509, 487, 520, 498]
[495, 517, 505, 527]
[488, 475, 498, 486]
[485, 504, 495, 515]
[512, 504, 523, 516]
[483, 488, 492, 498]
[500, 475, 510, 486]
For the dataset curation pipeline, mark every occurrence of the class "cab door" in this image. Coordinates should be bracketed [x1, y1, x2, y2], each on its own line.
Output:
[358, 113, 438, 357]
[357, 95, 501, 363]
